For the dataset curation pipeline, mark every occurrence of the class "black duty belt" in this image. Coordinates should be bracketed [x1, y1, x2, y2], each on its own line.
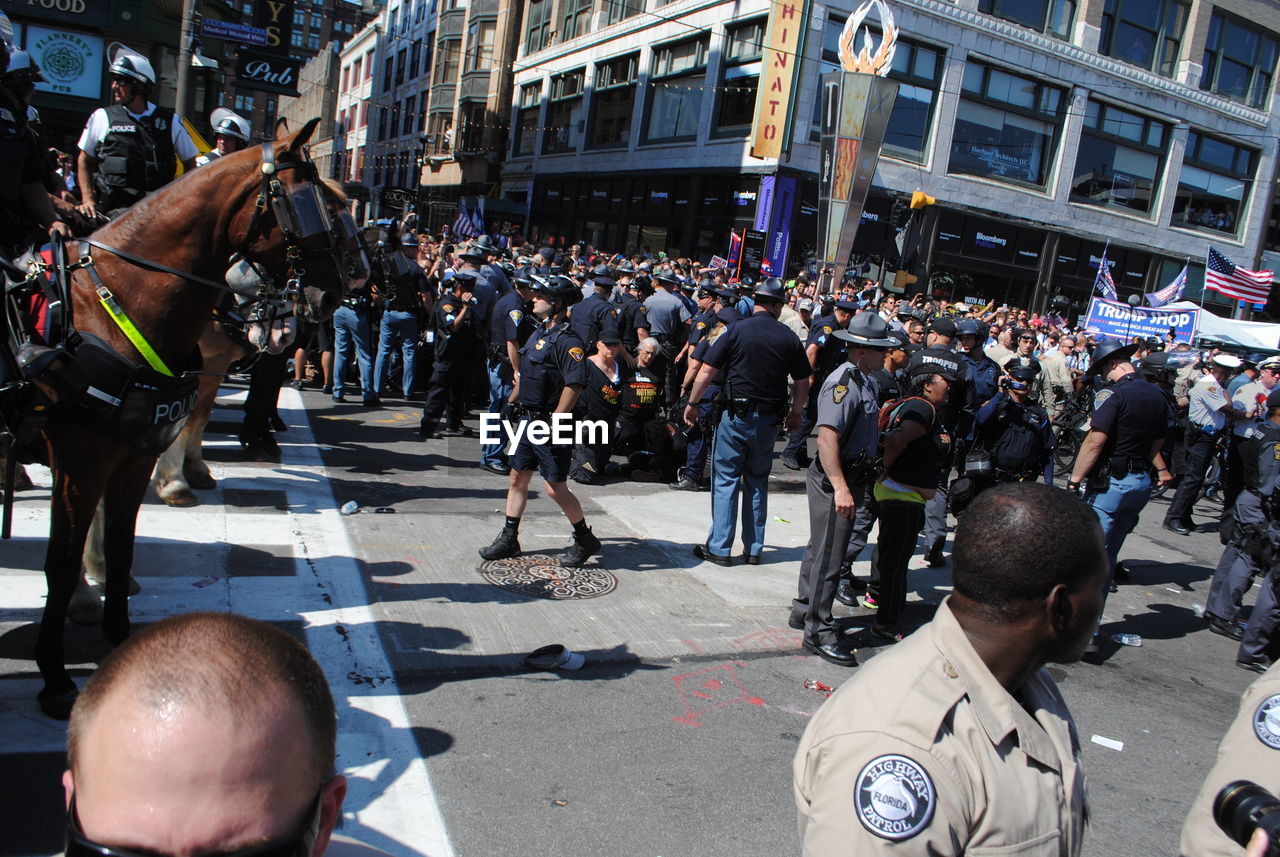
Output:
[727, 397, 787, 419]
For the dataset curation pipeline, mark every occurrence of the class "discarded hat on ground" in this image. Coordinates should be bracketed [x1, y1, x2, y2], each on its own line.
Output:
[523, 644, 585, 671]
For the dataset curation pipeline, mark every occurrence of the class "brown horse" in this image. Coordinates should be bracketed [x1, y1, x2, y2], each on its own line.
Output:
[30, 119, 362, 717]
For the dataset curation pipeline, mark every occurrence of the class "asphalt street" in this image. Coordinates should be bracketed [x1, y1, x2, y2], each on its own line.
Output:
[0, 379, 1262, 856]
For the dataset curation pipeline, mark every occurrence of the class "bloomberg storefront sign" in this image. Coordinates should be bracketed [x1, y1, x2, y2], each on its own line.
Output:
[235, 51, 301, 96]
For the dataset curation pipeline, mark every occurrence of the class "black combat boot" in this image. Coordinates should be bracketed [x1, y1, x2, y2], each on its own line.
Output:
[561, 526, 601, 566]
[479, 528, 520, 560]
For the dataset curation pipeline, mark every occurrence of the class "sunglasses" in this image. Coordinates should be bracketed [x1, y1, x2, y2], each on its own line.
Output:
[66, 791, 322, 857]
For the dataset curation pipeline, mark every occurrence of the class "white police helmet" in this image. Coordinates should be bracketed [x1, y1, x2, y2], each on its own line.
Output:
[26, 104, 39, 124]
[4, 48, 43, 84]
[108, 42, 156, 87]
[210, 107, 251, 143]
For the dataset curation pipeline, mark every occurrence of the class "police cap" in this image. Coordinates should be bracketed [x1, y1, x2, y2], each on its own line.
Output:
[1211, 353, 1243, 371]
[598, 326, 623, 346]
[1259, 357, 1280, 372]
[590, 264, 616, 288]
[1140, 350, 1170, 380]
[1085, 337, 1138, 376]
[908, 349, 961, 381]
[754, 277, 786, 303]
[1006, 363, 1040, 382]
[929, 317, 958, 338]
[834, 313, 896, 348]
[1268, 388, 1280, 410]
[712, 287, 738, 302]
[716, 307, 742, 325]
[832, 299, 859, 313]
[738, 276, 756, 291]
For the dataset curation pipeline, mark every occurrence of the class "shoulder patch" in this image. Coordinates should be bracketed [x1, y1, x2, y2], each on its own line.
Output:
[855, 755, 936, 841]
[1254, 693, 1280, 749]
[696, 321, 707, 330]
[1094, 389, 1114, 408]
[1274, 444, 1280, 461]
[534, 338, 547, 351]
[823, 326, 833, 335]
[568, 346, 584, 361]
[833, 384, 848, 404]
[509, 309, 523, 324]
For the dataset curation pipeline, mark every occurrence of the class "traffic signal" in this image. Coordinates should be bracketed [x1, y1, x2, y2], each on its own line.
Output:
[910, 190, 936, 210]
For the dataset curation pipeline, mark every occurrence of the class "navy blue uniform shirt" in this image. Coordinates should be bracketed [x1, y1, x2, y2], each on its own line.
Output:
[702, 311, 811, 403]
[1090, 371, 1172, 466]
[490, 291, 534, 350]
[517, 322, 589, 410]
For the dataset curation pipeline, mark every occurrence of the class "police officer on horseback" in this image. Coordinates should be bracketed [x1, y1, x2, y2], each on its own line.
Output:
[0, 44, 69, 254]
[195, 108, 251, 167]
[76, 43, 197, 220]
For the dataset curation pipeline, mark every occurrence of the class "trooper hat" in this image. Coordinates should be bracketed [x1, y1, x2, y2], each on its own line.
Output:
[754, 277, 786, 303]
[712, 287, 738, 303]
[833, 313, 897, 348]
[210, 107, 251, 143]
[615, 260, 637, 276]
[108, 42, 156, 87]
[458, 244, 488, 261]
[472, 234, 500, 254]
[653, 270, 681, 287]
[1268, 388, 1280, 410]
[590, 264, 616, 288]
[1086, 337, 1138, 376]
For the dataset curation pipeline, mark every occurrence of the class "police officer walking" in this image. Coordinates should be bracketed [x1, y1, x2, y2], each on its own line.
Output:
[795, 483, 1098, 856]
[683, 278, 810, 565]
[480, 267, 536, 474]
[789, 313, 896, 667]
[479, 275, 601, 567]
[77, 43, 197, 220]
[1164, 353, 1246, 535]
[1068, 338, 1172, 627]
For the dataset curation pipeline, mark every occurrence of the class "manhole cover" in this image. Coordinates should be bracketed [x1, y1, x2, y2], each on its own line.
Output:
[479, 554, 617, 600]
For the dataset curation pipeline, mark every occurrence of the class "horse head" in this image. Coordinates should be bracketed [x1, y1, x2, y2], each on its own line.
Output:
[228, 118, 369, 324]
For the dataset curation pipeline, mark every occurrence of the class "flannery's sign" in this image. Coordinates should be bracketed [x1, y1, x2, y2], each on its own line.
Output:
[235, 51, 300, 96]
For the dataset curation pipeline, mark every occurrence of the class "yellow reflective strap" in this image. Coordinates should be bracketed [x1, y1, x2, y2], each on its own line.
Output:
[96, 290, 174, 377]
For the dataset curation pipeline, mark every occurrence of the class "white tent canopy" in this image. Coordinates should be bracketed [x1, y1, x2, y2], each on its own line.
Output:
[1165, 301, 1280, 352]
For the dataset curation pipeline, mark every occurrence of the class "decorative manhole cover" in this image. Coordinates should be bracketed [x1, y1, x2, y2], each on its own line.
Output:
[479, 554, 617, 600]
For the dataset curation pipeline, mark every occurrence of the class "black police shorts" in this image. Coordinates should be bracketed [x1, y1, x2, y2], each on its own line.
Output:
[511, 424, 572, 483]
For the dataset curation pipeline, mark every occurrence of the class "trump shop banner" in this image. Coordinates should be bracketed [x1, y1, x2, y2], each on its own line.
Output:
[1082, 297, 1200, 344]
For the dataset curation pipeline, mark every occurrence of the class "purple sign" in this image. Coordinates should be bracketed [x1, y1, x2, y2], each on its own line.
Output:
[754, 176, 776, 232]
[763, 176, 797, 278]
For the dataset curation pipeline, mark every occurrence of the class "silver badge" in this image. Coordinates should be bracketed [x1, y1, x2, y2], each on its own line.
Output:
[1253, 693, 1280, 749]
[854, 754, 935, 841]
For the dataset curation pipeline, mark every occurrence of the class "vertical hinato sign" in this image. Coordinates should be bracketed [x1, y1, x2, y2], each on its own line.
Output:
[749, 0, 811, 160]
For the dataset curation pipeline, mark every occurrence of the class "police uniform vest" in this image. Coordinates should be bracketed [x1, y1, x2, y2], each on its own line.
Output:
[517, 322, 586, 411]
[0, 94, 35, 245]
[93, 104, 178, 209]
[962, 351, 1001, 406]
[980, 395, 1050, 477]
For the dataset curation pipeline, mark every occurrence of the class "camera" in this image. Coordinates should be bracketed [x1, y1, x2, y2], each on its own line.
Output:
[1215, 781, 1280, 856]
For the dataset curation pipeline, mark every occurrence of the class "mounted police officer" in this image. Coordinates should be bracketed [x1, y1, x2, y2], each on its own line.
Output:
[479, 274, 601, 567]
[77, 43, 197, 220]
[683, 277, 811, 565]
[420, 269, 479, 437]
[789, 313, 896, 667]
[371, 231, 428, 401]
[569, 264, 619, 350]
[1068, 338, 1172, 637]
[0, 44, 69, 255]
[479, 266, 536, 475]
[782, 296, 856, 471]
[195, 108, 251, 167]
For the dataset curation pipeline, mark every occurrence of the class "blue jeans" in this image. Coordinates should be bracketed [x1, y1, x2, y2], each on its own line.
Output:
[706, 409, 779, 558]
[480, 360, 513, 467]
[373, 310, 419, 397]
[332, 305, 375, 399]
[1086, 471, 1152, 580]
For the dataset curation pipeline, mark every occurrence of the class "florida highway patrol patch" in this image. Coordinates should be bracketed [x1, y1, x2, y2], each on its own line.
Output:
[1253, 694, 1280, 749]
[855, 754, 935, 840]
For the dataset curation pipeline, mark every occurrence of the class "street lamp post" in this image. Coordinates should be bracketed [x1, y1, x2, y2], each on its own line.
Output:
[1125, 293, 1142, 342]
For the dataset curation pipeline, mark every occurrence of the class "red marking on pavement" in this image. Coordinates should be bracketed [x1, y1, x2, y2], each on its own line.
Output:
[682, 638, 707, 655]
[672, 663, 764, 727]
[730, 628, 802, 653]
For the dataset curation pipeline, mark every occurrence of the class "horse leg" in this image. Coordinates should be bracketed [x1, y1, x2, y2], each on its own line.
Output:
[69, 501, 107, 626]
[100, 457, 154, 647]
[182, 372, 222, 490]
[0, 455, 34, 490]
[37, 460, 107, 718]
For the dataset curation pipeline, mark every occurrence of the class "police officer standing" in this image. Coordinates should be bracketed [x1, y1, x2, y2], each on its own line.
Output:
[683, 278, 810, 565]
[331, 267, 378, 406]
[781, 297, 856, 471]
[569, 265, 619, 350]
[646, 270, 692, 408]
[77, 43, 197, 219]
[971, 363, 1053, 490]
[1164, 353, 1247, 535]
[371, 232, 428, 401]
[195, 108, 250, 167]
[1068, 338, 1172, 625]
[916, 318, 973, 568]
[795, 483, 1098, 856]
[480, 266, 536, 474]
[956, 317, 1000, 414]
[789, 314, 895, 667]
[613, 262, 650, 361]
[420, 270, 479, 437]
[479, 275, 601, 567]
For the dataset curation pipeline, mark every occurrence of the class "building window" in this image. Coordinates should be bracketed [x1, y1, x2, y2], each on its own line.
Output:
[310, 12, 322, 29]
[403, 95, 418, 136]
[1200, 10, 1279, 109]
[360, 101, 369, 127]
[948, 61, 1065, 188]
[811, 18, 943, 163]
[527, 0, 552, 54]
[307, 32, 320, 50]
[561, 0, 593, 42]
[465, 20, 496, 72]
[977, 0, 1075, 39]
[514, 82, 542, 156]
[396, 48, 407, 86]
[410, 39, 422, 79]
[434, 38, 460, 84]
[1099, 0, 1187, 76]
[427, 112, 452, 155]
[384, 56, 394, 90]
[589, 54, 637, 148]
[291, 31, 305, 48]
[293, 8, 306, 26]
[364, 50, 374, 77]
[1070, 100, 1168, 214]
[353, 57, 362, 81]
[377, 106, 388, 141]
[643, 37, 708, 143]
[604, 0, 642, 26]
[713, 19, 763, 137]
[342, 65, 351, 92]
[1172, 131, 1256, 236]
[544, 69, 585, 153]
[234, 93, 254, 112]
[459, 102, 487, 151]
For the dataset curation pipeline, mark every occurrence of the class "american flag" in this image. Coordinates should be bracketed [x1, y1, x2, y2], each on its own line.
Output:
[1094, 245, 1118, 300]
[451, 203, 481, 238]
[1145, 263, 1187, 307]
[1205, 247, 1273, 304]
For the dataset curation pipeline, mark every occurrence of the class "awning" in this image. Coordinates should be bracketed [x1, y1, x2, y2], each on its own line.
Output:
[1166, 301, 1280, 352]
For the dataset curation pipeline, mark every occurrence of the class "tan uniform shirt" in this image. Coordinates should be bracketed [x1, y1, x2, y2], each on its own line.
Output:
[794, 600, 1087, 856]
[985, 343, 1014, 369]
[1179, 663, 1280, 857]
[1038, 350, 1074, 419]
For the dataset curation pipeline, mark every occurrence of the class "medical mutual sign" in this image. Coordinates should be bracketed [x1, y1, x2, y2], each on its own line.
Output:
[1083, 297, 1200, 344]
